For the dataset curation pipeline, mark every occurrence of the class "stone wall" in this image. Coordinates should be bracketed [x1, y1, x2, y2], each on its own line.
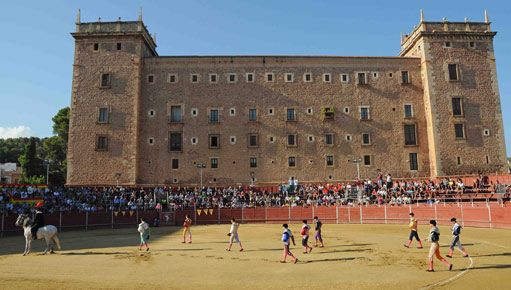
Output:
[66, 18, 507, 186]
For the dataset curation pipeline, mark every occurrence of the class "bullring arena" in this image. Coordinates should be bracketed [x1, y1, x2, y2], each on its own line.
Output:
[1, 203, 510, 290]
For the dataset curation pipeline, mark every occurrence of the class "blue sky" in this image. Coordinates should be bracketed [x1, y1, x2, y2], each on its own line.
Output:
[1, 0, 510, 154]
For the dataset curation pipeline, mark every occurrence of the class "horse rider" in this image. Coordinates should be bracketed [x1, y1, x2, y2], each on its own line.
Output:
[31, 202, 45, 240]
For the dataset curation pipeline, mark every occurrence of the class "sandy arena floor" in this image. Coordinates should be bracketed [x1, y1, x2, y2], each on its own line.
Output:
[0, 223, 510, 290]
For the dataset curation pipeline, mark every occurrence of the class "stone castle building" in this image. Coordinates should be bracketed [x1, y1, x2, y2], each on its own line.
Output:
[67, 9, 507, 186]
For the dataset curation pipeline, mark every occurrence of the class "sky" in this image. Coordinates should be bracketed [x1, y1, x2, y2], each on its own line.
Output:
[1, 0, 510, 154]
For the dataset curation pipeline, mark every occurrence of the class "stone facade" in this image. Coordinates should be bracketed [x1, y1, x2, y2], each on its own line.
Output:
[66, 13, 507, 186]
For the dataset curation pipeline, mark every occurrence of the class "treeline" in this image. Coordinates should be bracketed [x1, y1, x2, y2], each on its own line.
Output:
[0, 137, 46, 164]
[0, 107, 69, 186]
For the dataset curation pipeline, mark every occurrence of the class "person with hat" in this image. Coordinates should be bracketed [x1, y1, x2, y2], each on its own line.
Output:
[31, 202, 45, 240]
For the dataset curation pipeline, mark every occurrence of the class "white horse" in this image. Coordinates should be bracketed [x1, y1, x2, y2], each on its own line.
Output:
[15, 213, 61, 256]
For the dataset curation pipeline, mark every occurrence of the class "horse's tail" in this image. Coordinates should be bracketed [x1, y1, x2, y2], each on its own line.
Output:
[52, 234, 61, 249]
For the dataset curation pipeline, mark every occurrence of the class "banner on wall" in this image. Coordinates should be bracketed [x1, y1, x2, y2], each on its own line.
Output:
[197, 209, 202, 216]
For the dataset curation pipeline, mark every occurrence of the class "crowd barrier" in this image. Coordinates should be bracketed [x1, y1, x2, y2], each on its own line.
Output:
[1, 203, 510, 237]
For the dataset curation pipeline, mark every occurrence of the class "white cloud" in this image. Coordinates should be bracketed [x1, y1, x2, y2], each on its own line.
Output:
[0, 126, 32, 139]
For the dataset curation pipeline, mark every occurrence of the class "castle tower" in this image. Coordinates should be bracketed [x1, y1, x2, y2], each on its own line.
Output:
[67, 10, 157, 185]
[399, 11, 507, 176]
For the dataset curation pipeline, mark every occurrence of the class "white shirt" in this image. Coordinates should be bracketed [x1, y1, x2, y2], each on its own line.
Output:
[230, 222, 239, 234]
[138, 222, 149, 233]
[283, 229, 293, 245]
[301, 224, 311, 238]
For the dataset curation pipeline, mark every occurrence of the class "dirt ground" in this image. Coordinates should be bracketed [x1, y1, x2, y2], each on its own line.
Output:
[0, 223, 510, 290]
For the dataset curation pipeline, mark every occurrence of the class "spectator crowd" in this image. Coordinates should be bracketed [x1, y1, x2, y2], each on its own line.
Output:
[0, 173, 507, 215]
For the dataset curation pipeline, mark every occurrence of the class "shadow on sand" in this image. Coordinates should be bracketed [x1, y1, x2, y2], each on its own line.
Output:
[0, 226, 182, 256]
[302, 257, 357, 264]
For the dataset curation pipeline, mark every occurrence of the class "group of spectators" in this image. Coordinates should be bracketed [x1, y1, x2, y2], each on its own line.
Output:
[0, 173, 508, 215]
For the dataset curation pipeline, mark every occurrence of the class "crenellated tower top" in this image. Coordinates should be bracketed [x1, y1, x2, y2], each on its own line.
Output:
[399, 10, 495, 56]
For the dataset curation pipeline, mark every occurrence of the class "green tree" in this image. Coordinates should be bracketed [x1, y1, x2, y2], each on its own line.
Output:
[19, 137, 44, 183]
[52, 107, 70, 145]
[43, 107, 70, 185]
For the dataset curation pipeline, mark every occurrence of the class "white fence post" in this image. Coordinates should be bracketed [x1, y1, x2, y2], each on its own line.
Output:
[288, 206, 291, 224]
[348, 207, 351, 224]
[384, 205, 387, 224]
[488, 205, 492, 228]
[265, 206, 267, 224]
[359, 205, 363, 224]
[434, 204, 437, 221]
[460, 203, 465, 227]
[336, 206, 339, 224]
[312, 206, 315, 219]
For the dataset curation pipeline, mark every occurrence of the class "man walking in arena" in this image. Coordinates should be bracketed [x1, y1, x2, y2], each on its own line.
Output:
[301, 220, 312, 254]
[226, 218, 243, 252]
[426, 220, 452, 272]
[446, 217, 469, 258]
[313, 216, 324, 248]
[404, 212, 423, 248]
[183, 214, 192, 243]
[281, 224, 298, 264]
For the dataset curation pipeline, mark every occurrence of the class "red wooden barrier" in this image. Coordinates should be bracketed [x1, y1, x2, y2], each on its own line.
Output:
[2, 203, 511, 237]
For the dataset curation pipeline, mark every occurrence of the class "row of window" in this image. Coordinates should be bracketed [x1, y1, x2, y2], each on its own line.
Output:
[166, 128, 416, 151]
[98, 64, 459, 89]
[97, 97, 467, 125]
[170, 153, 419, 170]
[170, 155, 373, 169]
[93, 42, 122, 51]
[146, 71, 412, 85]
[157, 107, 373, 122]
[96, 122, 491, 154]
[444, 41, 477, 50]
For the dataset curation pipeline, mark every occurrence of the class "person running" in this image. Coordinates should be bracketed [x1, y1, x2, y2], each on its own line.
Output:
[313, 216, 324, 248]
[301, 220, 312, 254]
[138, 217, 151, 251]
[404, 212, 423, 249]
[183, 214, 192, 243]
[226, 218, 243, 251]
[426, 220, 452, 272]
[31, 202, 45, 240]
[447, 217, 469, 258]
[281, 224, 298, 264]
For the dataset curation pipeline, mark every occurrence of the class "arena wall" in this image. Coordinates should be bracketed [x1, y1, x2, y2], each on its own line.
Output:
[2, 204, 510, 237]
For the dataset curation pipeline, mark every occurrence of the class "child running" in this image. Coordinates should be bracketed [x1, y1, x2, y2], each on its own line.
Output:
[404, 212, 423, 249]
[313, 216, 324, 248]
[425, 220, 452, 272]
[281, 224, 298, 264]
[447, 217, 469, 258]
[182, 214, 192, 243]
[301, 220, 312, 254]
[138, 217, 151, 251]
[226, 218, 244, 251]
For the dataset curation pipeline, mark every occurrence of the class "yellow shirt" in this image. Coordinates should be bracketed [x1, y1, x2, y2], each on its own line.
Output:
[409, 218, 418, 231]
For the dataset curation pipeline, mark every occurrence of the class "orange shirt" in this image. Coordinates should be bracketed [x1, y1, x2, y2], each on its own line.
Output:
[409, 217, 418, 231]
